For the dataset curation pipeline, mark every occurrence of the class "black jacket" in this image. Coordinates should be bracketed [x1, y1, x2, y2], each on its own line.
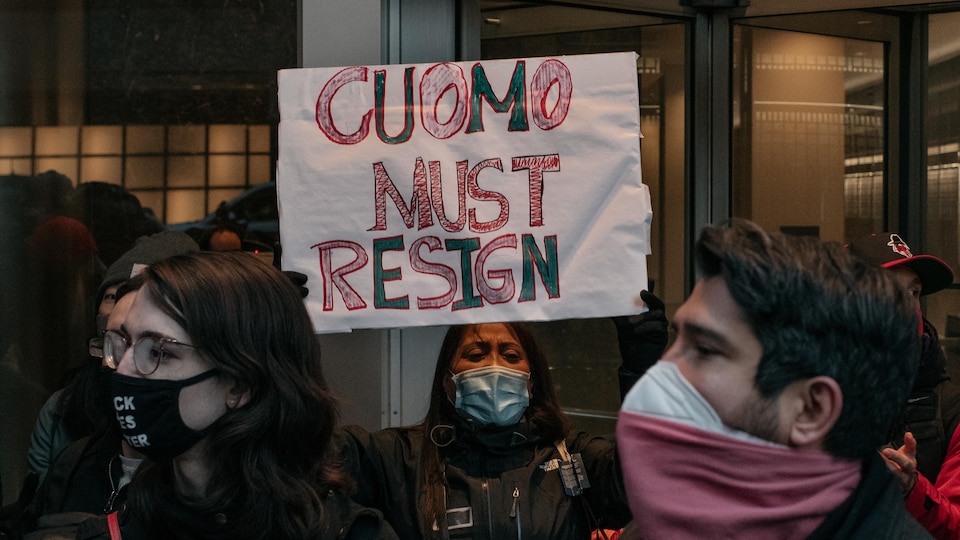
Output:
[22, 429, 128, 534]
[888, 319, 960, 483]
[337, 420, 630, 540]
[22, 429, 396, 540]
[807, 454, 932, 539]
[72, 485, 398, 540]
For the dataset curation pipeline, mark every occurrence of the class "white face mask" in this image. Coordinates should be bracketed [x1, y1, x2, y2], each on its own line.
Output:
[451, 365, 530, 426]
[621, 360, 778, 445]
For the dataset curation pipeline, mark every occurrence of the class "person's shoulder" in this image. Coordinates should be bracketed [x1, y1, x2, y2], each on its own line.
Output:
[940, 377, 960, 409]
[939, 378, 960, 433]
[565, 430, 617, 451]
[335, 424, 425, 470]
[844, 510, 934, 540]
[320, 491, 400, 540]
[30, 390, 67, 438]
[38, 389, 65, 413]
[340, 424, 424, 445]
[24, 511, 104, 540]
[812, 455, 934, 539]
[47, 430, 117, 473]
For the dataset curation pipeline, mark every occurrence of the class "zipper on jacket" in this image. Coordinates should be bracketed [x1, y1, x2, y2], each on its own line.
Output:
[103, 455, 119, 513]
[482, 479, 494, 539]
[509, 486, 521, 539]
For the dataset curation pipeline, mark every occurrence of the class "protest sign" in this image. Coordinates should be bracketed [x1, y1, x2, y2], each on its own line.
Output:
[277, 52, 650, 333]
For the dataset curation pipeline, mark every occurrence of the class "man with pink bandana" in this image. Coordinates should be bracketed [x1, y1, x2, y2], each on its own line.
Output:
[617, 218, 930, 539]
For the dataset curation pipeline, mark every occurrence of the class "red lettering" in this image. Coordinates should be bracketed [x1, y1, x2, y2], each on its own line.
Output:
[370, 154, 560, 234]
[310, 234, 559, 313]
[467, 158, 508, 233]
[370, 159, 432, 231]
[410, 236, 458, 309]
[311, 240, 369, 311]
[475, 234, 517, 304]
[420, 63, 469, 139]
[430, 160, 467, 232]
[316, 66, 373, 144]
[512, 154, 560, 227]
[314, 59, 573, 143]
[530, 59, 572, 130]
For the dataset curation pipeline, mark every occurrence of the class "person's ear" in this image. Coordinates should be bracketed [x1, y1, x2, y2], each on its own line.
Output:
[786, 376, 843, 449]
[226, 384, 252, 409]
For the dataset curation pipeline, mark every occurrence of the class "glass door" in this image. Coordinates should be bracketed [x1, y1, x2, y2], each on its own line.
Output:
[924, 11, 960, 369]
[731, 11, 900, 243]
[479, 4, 688, 434]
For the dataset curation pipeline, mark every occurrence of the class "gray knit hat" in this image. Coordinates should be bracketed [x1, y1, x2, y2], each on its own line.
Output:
[96, 230, 199, 303]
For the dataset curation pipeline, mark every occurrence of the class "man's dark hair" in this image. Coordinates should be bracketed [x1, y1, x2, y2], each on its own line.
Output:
[695, 218, 919, 459]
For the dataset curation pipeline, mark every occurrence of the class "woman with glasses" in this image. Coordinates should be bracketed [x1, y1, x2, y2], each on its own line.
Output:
[80, 251, 396, 539]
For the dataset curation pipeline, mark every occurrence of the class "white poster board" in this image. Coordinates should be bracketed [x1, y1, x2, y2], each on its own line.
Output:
[277, 52, 651, 333]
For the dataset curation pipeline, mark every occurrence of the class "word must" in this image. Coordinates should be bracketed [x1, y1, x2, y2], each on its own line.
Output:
[370, 154, 560, 233]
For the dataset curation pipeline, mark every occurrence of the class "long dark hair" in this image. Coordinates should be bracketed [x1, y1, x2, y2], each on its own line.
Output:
[127, 251, 344, 538]
[418, 322, 570, 534]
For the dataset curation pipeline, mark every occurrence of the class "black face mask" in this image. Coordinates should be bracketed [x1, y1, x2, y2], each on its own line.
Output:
[110, 369, 220, 461]
[96, 366, 118, 428]
[95, 314, 109, 337]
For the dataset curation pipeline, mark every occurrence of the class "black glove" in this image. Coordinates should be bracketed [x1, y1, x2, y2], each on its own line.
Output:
[612, 290, 668, 399]
[283, 271, 309, 299]
[273, 242, 309, 298]
[272, 241, 284, 270]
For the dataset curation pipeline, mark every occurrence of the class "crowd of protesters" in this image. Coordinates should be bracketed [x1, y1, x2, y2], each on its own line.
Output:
[0, 172, 957, 540]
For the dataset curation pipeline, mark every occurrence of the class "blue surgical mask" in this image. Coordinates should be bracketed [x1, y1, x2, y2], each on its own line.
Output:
[452, 365, 530, 426]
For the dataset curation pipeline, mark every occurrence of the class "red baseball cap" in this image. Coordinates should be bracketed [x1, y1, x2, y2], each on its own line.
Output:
[846, 233, 955, 296]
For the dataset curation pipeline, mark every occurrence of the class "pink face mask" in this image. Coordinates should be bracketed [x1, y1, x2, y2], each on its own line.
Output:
[617, 362, 862, 539]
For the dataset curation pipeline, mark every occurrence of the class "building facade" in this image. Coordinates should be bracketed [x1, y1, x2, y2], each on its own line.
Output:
[2, 0, 960, 501]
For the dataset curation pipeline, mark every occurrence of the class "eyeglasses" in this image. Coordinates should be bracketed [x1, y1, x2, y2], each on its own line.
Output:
[88, 336, 104, 359]
[102, 329, 200, 375]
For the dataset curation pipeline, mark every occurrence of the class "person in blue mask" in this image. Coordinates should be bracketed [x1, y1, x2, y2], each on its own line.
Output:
[337, 321, 639, 540]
